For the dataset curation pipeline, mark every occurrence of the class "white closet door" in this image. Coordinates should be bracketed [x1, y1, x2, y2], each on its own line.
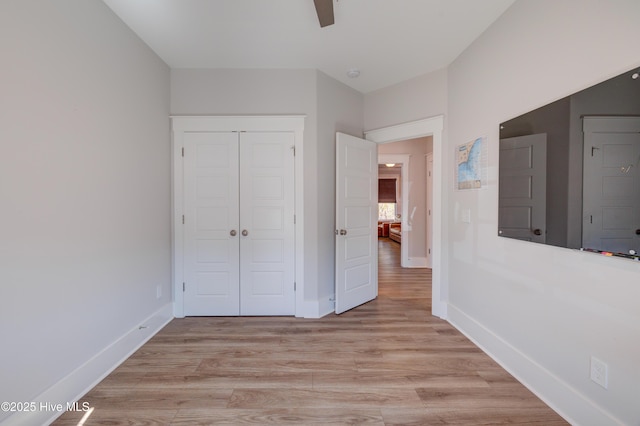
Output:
[239, 132, 296, 315]
[183, 132, 240, 316]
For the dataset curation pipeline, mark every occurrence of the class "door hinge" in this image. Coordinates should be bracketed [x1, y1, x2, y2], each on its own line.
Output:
[182, 282, 185, 292]
[181, 147, 184, 157]
[182, 215, 185, 224]
[291, 146, 295, 156]
[294, 214, 296, 224]
[294, 282, 296, 291]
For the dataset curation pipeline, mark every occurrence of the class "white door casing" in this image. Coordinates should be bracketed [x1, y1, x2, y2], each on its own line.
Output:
[498, 133, 547, 243]
[583, 116, 640, 254]
[426, 152, 433, 268]
[335, 132, 378, 314]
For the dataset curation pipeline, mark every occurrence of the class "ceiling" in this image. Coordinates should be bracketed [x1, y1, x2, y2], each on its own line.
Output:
[102, 0, 515, 93]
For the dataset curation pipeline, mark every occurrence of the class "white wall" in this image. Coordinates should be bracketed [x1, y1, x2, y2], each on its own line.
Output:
[0, 0, 171, 423]
[364, 68, 448, 131]
[315, 71, 364, 313]
[446, 1, 640, 424]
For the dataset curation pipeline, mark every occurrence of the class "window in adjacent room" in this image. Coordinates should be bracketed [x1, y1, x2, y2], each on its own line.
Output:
[378, 178, 397, 220]
[378, 202, 397, 220]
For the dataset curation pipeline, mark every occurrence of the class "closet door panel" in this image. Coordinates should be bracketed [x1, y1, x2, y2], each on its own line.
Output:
[183, 132, 240, 316]
[239, 132, 295, 315]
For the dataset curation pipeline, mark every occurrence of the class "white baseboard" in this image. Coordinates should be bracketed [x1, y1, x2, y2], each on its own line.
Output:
[404, 257, 428, 268]
[447, 304, 622, 426]
[2, 304, 173, 426]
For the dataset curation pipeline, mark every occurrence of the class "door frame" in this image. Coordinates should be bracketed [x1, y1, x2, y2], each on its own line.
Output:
[426, 152, 433, 268]
[171, 115, 305, 318]
[365, 115, 447, 319]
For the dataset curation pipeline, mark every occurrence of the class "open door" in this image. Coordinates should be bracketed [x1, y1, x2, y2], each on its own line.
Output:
[335, 132, 378, 314]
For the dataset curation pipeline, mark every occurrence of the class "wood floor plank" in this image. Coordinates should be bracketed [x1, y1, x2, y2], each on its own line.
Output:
[171, 408, 385, 425]
[227, 388, 424, 409]
[53, 408, 178, 426]
[137, 371, 313, 390]
[52, 238, 567, 425]
[381, 407, 567, 426]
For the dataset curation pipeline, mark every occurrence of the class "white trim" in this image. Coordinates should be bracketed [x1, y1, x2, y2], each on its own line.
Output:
[171, 116, 307, 318]
[4, 305, 173, 426]
[448, 304, 622, 426]
[366, 118, 440, 144]
[426, 152, 433, 268]
[365, 116, 447, 319]
[378, 154, 410, 267]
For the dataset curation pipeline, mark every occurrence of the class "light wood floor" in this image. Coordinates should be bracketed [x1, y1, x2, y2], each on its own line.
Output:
[54, 238, 567, 425]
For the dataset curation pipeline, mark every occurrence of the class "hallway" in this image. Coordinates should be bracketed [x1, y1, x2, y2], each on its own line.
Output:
[378, 237, 432, 307]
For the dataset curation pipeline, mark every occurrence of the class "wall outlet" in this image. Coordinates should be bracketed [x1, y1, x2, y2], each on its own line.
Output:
[590, 356, 608, 389]
[156, 285, 162, 299]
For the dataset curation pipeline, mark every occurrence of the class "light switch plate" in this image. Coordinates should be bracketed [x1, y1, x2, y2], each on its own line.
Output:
[461, 209, 471, 223]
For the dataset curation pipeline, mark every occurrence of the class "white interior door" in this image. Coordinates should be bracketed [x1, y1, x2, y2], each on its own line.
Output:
[239, 132, 295, 315]
[583, 116, 640, 254]
[335, 132, 378, 314]
[498, 133, 547, 243]
[183, 132, 240, 316]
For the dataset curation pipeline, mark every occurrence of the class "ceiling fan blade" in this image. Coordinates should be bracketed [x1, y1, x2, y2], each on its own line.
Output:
[313, 0, 334, 27]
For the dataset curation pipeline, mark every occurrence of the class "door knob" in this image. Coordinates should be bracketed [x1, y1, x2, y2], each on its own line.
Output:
[242, 229, 249, 236]
[533, 229, 542, 236]
[636, 229, 640, 235]
[339, 229, 347, 235]
[230, 230, 237, 237]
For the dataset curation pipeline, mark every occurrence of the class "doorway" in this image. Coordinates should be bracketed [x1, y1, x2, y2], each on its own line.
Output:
[365, 116, 446, 319]
[378, 153, 410, 267]
[378, 138, 432, 268]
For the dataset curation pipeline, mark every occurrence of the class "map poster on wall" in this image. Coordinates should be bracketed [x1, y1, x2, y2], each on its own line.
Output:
[456, 137, 488, 190]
